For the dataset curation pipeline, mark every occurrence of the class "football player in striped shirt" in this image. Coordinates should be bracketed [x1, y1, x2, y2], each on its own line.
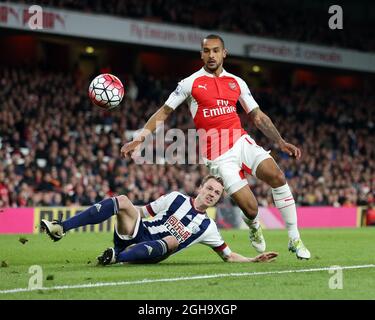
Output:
[41, 175, 278, 265]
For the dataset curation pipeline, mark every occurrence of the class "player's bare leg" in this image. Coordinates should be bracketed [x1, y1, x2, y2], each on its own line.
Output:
[161, 235, 179, 252]
[115, 195, 140, 237]
[256, 158, 311, 259]
[231, 185, 266, 253]
[97, 195, 142, 265]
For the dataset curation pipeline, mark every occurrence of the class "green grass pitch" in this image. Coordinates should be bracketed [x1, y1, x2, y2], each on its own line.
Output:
[0, 228, 374, 300]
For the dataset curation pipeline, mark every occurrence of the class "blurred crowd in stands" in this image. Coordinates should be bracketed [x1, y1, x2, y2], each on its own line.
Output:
[4, 0, 375, 52]
[0, 66, 374, 208]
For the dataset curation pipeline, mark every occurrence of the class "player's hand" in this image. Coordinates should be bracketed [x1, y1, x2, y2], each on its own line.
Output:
[121, 139, 143, 158]
[279, 141, 302, 160]
[252, 251, 278, 263]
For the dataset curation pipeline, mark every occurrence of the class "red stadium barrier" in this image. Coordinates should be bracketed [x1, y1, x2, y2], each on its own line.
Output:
[0, 208, 35, 234]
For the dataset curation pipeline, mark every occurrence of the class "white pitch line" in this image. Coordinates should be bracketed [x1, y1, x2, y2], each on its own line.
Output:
[1, 264, 374, 295]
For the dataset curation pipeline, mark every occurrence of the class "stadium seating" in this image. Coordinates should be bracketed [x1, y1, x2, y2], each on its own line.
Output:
[0, 66, 373, 207]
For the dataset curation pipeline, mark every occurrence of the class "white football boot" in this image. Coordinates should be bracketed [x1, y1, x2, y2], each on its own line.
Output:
[288, 238, 311, 260]
[249, 225, 266, 253]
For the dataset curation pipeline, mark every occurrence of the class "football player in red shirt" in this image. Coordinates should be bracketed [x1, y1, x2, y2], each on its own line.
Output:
[122, 35, 310, 260]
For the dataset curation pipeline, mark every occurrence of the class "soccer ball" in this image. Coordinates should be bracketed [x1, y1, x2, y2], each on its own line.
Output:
[88, 74, 125, 109]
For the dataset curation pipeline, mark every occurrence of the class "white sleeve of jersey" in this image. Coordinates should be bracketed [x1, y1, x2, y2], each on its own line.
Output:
[200, 220, 232, 260]
[236, 77, 259, 114]
[164, 77, 193, 110]
[144, 191, 181, 217]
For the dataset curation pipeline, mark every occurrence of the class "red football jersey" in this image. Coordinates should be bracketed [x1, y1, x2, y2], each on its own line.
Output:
[165, 68, 259, 160]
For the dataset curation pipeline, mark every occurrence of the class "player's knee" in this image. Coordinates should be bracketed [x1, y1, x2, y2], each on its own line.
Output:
[163, 236, 179, 252]
[269, 170, 286, 188]
[116, 195, 132, 212]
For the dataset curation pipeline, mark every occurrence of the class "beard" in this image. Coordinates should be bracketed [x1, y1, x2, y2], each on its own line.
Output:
[205, 60, 221, 72]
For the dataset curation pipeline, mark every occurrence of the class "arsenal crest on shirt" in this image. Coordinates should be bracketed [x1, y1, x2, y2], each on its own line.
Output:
[228, 82, 237, 90]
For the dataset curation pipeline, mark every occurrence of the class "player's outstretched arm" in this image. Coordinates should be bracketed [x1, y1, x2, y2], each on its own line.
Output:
[225, 251, 278, 263]
[121, 104, 174, 158]
[249, 108, 301, 159]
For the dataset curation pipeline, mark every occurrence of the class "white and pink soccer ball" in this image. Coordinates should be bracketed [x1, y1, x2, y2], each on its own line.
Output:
[88, 73, 125, 110]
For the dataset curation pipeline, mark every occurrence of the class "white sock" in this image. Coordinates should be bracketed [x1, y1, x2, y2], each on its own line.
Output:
[272, 184, 300, 239]
[242, 212, 260, 230]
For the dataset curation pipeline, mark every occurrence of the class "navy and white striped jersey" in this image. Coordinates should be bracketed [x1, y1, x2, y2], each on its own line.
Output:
[142, 191, 231, 260]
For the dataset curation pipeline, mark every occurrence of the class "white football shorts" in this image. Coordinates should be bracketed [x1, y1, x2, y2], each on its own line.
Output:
[204, 134, 272, 195]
